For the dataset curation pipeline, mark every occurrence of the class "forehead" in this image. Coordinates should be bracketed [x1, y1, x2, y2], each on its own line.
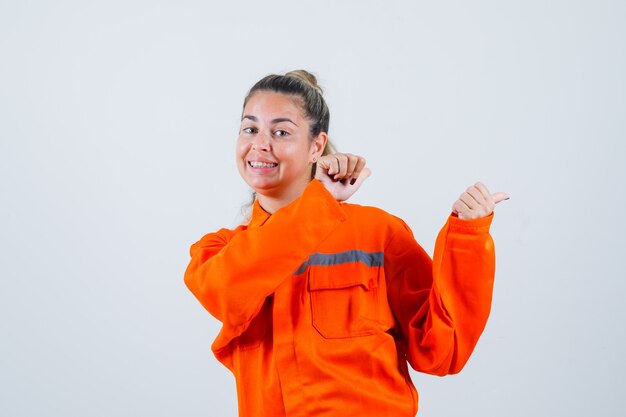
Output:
[243, 91, 305, 121]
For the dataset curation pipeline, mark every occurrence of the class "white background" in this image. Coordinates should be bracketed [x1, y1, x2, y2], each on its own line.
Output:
[1, 1, 625, 416]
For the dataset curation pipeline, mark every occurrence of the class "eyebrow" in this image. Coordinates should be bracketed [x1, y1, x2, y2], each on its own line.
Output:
[242, 115, 298, 126]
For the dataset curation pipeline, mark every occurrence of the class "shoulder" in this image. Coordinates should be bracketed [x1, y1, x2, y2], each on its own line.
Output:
[340, 202, 413, 236]
[338, 203, 429, 265]
[191, 224, 248, 252]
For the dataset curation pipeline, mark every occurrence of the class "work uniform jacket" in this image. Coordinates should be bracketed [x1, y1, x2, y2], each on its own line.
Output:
[184, 179, 496, 417]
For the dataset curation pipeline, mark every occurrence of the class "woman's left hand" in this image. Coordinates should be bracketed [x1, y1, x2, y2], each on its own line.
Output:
[315, 153, 371, 202]
[452, 182, 509, 220]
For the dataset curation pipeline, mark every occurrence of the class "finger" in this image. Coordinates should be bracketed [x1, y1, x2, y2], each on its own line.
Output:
[455, 195, 472, 211]
[327, 155, 340, 176]
[344, 154, 358, 178]
[335, 154, 349, 179]
[353, 157, 366, 174]
[459, 191, 479, 210]
[350, 167, 371, 189]
[350, 157, 366, 185]
[451, 200, 460, 215]
[474, 182, 492, 201]
[451, 199, 470, 219]
[315, 155, 331, 171]
[468, 185, 495, 216]
[492, 192, 509, 204]
[461, 191, 488, 219]
[466, 185, 488, 207]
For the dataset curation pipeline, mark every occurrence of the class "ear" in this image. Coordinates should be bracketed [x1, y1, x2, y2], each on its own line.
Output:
[310, 132, 328, 162]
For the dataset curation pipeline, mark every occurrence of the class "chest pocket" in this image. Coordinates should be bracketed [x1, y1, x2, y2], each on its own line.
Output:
[308, 262, 383, 339]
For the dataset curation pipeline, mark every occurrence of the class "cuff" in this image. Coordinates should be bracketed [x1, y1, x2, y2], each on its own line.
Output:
[447, 212, 493, 233]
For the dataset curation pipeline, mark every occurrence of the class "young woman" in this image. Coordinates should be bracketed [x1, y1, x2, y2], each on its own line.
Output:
[184, 70, 507, 417]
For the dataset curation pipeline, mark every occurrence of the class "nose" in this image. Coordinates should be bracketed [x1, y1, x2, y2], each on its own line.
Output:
[251, 130, 271, 151]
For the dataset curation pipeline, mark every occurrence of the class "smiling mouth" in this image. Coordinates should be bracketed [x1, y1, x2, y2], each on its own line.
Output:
[249, 161, 278, 168]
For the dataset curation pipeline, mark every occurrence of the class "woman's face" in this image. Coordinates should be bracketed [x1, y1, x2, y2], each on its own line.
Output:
[236, 91, 325, 201]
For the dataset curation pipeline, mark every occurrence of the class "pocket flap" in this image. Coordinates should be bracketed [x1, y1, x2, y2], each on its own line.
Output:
[308, 262, 379, 291]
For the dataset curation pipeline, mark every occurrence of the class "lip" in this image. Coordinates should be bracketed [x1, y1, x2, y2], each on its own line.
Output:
[247, 156, 278, 165]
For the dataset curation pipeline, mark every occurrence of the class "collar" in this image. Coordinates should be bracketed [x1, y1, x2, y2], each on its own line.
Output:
[249, 198, 272, 228]
[248, 179, 346, 229]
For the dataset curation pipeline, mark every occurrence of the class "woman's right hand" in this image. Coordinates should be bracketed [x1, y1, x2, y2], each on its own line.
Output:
[315, 153, 371, 202]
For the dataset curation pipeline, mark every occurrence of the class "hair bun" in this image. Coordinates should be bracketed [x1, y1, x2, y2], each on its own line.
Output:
[285, 70, 323, 95]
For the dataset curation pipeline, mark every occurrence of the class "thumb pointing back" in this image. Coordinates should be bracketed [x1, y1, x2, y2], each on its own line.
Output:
[352, 167, 372, 188]
[492, 192, 510, 204]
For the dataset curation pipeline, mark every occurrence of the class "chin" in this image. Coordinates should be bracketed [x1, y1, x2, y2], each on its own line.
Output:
[243, 177, 281, 195]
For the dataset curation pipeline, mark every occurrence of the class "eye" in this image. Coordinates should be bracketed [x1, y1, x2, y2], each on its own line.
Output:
[274, 129, 289, 137]
[242, 127, 256, 134]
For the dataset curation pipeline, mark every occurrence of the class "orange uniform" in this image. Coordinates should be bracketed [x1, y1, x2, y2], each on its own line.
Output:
[184, 179, 495, 417]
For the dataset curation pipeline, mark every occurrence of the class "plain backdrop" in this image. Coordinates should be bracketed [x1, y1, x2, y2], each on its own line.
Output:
[1, 1, 625, 416]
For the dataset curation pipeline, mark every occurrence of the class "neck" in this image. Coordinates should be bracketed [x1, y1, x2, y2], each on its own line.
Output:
[256, 178, 312, 214]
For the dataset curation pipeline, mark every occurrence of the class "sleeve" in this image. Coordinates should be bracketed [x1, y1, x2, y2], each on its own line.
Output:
[385, 213, 495, 376]
[183, 192, 345, 360]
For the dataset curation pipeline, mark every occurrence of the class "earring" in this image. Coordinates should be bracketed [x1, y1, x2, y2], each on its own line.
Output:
[312, 156, 318, 163]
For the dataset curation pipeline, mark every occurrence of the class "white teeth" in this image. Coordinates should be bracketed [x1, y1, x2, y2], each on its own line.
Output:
[249, 161, 278, 168]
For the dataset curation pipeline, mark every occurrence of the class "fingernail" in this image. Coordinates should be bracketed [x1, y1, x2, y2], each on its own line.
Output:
[350, 178, 356, 185]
